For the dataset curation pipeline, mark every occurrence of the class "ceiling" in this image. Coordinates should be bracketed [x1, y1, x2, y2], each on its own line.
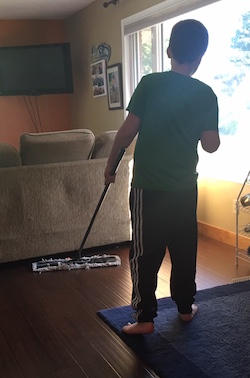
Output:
[0, 0, 97, 20]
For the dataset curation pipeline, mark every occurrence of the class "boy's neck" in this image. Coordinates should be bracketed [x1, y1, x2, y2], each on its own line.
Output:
[170, 63, 195, 77]
[170, 57, 201, 77]
[166, 48, 202, 77]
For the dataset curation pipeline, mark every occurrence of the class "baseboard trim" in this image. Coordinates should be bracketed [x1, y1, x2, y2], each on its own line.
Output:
[198, 221, 250, 250]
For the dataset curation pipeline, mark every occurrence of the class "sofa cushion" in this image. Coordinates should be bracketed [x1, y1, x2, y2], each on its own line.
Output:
[0, 142, 22, 167]
[91, 130, 117, 159]
[20, 129, 95, 165]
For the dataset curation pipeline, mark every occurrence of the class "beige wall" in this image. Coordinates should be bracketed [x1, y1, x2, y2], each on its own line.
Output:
[0, 20, 72, 149]
[65, 0, 164, 135]
[66, 0, 248, 237]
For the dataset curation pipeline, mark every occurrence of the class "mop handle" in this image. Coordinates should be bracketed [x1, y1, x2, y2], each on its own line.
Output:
[78, 148, 126, 258]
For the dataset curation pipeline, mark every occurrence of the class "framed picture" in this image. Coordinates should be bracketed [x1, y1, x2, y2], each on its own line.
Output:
[91, 59, 107, 98]
[107, 63, 123, 110]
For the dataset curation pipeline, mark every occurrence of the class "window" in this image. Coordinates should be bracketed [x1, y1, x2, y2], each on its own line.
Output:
[122, 0, 250, 183]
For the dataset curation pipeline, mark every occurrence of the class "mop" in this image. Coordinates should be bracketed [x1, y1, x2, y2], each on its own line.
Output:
[32, 149, 126, 273]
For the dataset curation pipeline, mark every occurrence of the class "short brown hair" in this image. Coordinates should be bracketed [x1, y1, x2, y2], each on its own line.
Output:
[169, 19, 209, 64]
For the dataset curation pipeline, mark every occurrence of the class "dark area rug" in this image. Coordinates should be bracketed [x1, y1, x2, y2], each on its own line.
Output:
[97, 281, 250, 378]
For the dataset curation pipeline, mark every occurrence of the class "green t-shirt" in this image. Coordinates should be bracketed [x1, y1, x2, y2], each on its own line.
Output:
[127, 71, 218, 191]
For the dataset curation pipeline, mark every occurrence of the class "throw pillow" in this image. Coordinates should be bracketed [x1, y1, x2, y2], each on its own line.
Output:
[91, 130, 117, 159]
[20, 129, 95, 165]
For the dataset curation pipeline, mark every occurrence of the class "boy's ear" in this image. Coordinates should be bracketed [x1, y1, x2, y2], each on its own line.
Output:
[194, 55, 203, 67]
[196, 55, 203, 64]
[166, 47, 171, 58]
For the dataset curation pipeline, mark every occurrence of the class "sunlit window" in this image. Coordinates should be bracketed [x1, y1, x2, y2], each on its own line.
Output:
[123, 0, 250, 183]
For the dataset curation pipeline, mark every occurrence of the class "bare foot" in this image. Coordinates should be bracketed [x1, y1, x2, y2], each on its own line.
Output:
[122, 322, 154, 334]
[179, 304, 198, 322]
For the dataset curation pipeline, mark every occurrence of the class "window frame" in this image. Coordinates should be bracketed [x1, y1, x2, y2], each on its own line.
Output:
[121, 0, 250, 183]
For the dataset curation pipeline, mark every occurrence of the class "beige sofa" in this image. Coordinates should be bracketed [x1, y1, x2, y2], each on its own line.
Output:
[0, 129, 132, 264]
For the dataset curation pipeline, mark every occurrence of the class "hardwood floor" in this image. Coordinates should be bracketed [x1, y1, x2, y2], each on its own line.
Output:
[0, 235, 250, 378]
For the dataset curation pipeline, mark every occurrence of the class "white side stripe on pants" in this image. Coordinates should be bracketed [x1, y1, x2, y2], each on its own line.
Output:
[131, 188, 143, 309]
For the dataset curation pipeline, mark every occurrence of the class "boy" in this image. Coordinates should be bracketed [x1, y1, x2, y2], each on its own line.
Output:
[104, 19, 220, 335]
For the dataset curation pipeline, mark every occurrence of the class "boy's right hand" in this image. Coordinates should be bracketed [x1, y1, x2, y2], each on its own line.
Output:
[104, 166, 116, 185]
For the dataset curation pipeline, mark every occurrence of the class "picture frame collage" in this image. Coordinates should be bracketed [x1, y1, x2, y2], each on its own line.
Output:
[90, 59, 123, 110]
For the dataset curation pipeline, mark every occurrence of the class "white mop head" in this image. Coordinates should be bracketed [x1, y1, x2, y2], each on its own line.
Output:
[32, 254, 121, 273]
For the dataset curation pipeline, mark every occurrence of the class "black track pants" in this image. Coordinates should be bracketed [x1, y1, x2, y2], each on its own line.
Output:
[129, 186, 198, 322]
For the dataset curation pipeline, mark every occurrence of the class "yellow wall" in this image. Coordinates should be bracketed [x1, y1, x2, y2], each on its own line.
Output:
[197, 177, 247, 233]
[66, 0, 248, 236]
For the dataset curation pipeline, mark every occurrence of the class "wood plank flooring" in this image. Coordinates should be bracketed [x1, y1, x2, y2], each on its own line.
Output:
[0, 235, 250, 378]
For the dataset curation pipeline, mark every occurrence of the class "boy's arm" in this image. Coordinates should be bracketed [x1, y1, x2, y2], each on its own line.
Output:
[104, 112, 141, 185]
[200, 130, 220, 153]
